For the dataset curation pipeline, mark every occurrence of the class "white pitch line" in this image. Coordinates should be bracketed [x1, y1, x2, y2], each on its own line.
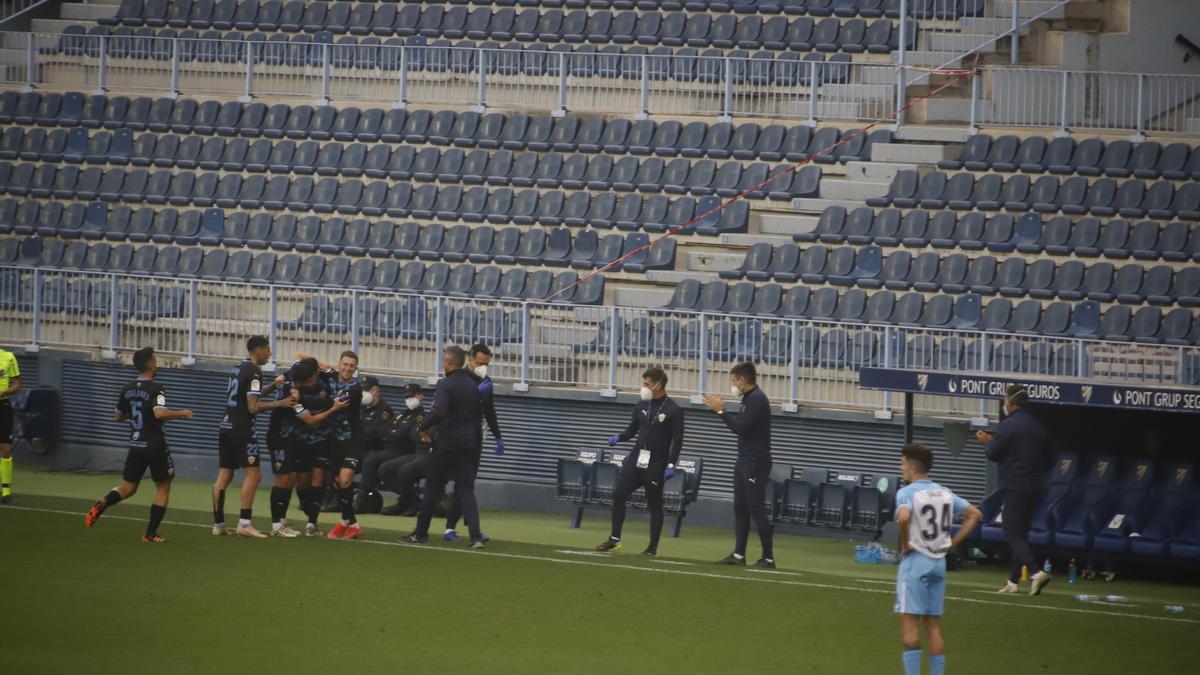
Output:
[652, 559, 695, 566]
[856, 579, 894, 586]
[9, 505, 1198, 626]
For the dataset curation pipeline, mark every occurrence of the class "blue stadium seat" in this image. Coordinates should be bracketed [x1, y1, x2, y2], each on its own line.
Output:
[1053, 455, 1121, 551]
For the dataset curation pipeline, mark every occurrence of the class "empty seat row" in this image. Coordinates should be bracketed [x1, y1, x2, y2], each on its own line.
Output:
[803, 206, 1200, 263]
[720, 240, 1200, 308]
[93, 1, 915, 53]
[100, 0, 928, 28]
[655, 278, 1200, 343]
[0, 91, 889, 165]
[0, 237, 606, 304]
[58, 26, 884, 82]
[939, 134, 1200, 181]
[867, 170, 1200, 221]
[0, 128, 824, 202]
[284, 294, 532, 344]
[0, 202, 677, 272]
[0, 167, 751, 235]
[571, 312, 1169, 369]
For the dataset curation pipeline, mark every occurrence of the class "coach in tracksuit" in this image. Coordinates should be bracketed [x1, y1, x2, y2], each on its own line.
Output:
[976, 384, 1052, 595]
[401, 346, 486, 547]
[704, 362, 776, 569]
[593, 367, 685, 557]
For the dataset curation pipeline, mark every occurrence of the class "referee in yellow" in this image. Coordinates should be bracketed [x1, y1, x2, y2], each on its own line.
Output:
[0, 346, 22, 504]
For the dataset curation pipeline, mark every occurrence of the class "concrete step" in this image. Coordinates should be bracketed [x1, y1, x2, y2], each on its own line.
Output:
[1186, 119, 1200, 134]
[0, 48, 25, 66]
[685, 251, 743, 273]
[759, 213, 818, 237]
[640, 270, 704, 285]
[920, 97, 976, 125]
[611, 286, 673, 309]
[792, 197, 868, 214]
[818, 177, 890, 200]
[922, 33, 1000, 54]
[844, 160, 918, 183]
[716, 232, 793, 247]
[894, 50, 962, 69]
[967, 17, 1034, 35]
[891, 125, 971, 143]
[31, 18, 77, 33]
[822, 83, 894, 100]
[994, 1, 1068, 20]
[61, 2, 118, 20]
[871, 142, 956, 164]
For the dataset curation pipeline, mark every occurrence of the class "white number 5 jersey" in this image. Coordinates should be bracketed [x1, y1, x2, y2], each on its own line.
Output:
[896, 480, 969, 560]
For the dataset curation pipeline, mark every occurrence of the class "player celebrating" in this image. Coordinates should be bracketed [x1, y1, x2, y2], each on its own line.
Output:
[265, 363, 305, 537]
[894, 443, 982, 675]
[325, 351, 367, 540]
[291, 358, 349, 537]
[85, 347, 193, 542]
[213, 336, 295, 538]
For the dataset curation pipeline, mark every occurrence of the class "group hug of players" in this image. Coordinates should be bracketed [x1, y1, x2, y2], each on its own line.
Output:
[83, 336, 503, 546]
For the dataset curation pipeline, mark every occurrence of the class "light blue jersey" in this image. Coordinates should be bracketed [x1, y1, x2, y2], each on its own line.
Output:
[894, 479, 969, 616]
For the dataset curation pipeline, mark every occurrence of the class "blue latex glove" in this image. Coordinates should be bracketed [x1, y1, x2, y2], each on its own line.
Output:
[494, 437, 505, 455]
[477, 378, 493, 397]
[664, 466, 676, 481]
[608, 434, 620, 447]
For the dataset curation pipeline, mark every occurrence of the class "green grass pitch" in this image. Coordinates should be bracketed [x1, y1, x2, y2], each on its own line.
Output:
[2, 470, 1198, 674]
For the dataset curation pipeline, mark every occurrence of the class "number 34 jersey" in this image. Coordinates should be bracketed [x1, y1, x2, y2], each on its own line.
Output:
[115, 378, 168, 449]
[896, 479, 969, 560]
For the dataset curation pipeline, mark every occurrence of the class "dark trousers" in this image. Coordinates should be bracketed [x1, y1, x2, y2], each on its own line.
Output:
[610, 465, 666, 549]
[733, 460, 774, 559]
[379, 452, 424, 507]
[414, 441, 481, 539]
[445, 449, 483, 530]
[1003, 490, 1039, 583]
[360, 447, 407, 494]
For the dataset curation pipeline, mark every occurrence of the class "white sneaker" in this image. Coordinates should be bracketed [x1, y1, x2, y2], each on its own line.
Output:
[272, 525, 301, 538]
[236, 524, 268, 539]
[305, 523, 323, 538]
[211, 524, 228, 536]
[997, 581, 1020, 593]
[1030, 571, 1052, 596]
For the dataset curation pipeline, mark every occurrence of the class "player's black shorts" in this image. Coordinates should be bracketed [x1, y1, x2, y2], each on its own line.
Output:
[0, 399, 13, 444]
[122, 444, 174, 484]
[333, 437, 365, 473]
[218, 431, 261, 470]
[269, 437, 295, 474]
[290, 439, 329, 474]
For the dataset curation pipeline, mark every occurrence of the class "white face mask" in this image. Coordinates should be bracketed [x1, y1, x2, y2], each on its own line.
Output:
[360, 391, 374, 407]
[474, 364, 488, 379]
[405, 397, 421, 411]
[639, 386, 654, 401]
[730, 384, 741, 397]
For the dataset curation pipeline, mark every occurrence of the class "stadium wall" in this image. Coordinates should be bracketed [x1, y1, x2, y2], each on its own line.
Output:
[1060, 0, 1200, 76]
[10, 348, 993, 531]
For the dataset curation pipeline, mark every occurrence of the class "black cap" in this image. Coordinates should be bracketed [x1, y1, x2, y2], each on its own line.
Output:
[361, 376, 380, 390]
[403, 383, 423, 396]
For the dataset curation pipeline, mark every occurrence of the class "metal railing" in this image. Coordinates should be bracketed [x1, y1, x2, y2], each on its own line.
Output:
[2, 265, 1196, 419]
[0, 0, 44, 23]
[7, 31, 900, 126]
[973, 67, 1200, 137]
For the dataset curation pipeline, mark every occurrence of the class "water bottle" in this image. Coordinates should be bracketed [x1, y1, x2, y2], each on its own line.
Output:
[1104, 595, 1127, 603]
[1068, 558, 1078, 584]
[1164, 605, 1186, 613]
[1042, 558, 1052, 574]
[1074, 594, 1099, 602]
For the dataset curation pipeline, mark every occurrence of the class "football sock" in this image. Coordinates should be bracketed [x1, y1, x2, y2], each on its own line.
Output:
[902, 650, 922, 675]
[929, 654, 945, 675]
[270, 487, 291, 524]
[146, 504, 167, 538]
[213, 488, 226, 525]
[0, 456, 12, 496]
[338, 486, 356, 525]
[103, 489, 123, 507]
[306, 487, 324, 524]
[238, 508, 252, 528]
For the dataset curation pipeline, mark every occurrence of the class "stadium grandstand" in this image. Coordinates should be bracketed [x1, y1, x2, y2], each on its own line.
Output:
[0, 0, 1198, 672]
